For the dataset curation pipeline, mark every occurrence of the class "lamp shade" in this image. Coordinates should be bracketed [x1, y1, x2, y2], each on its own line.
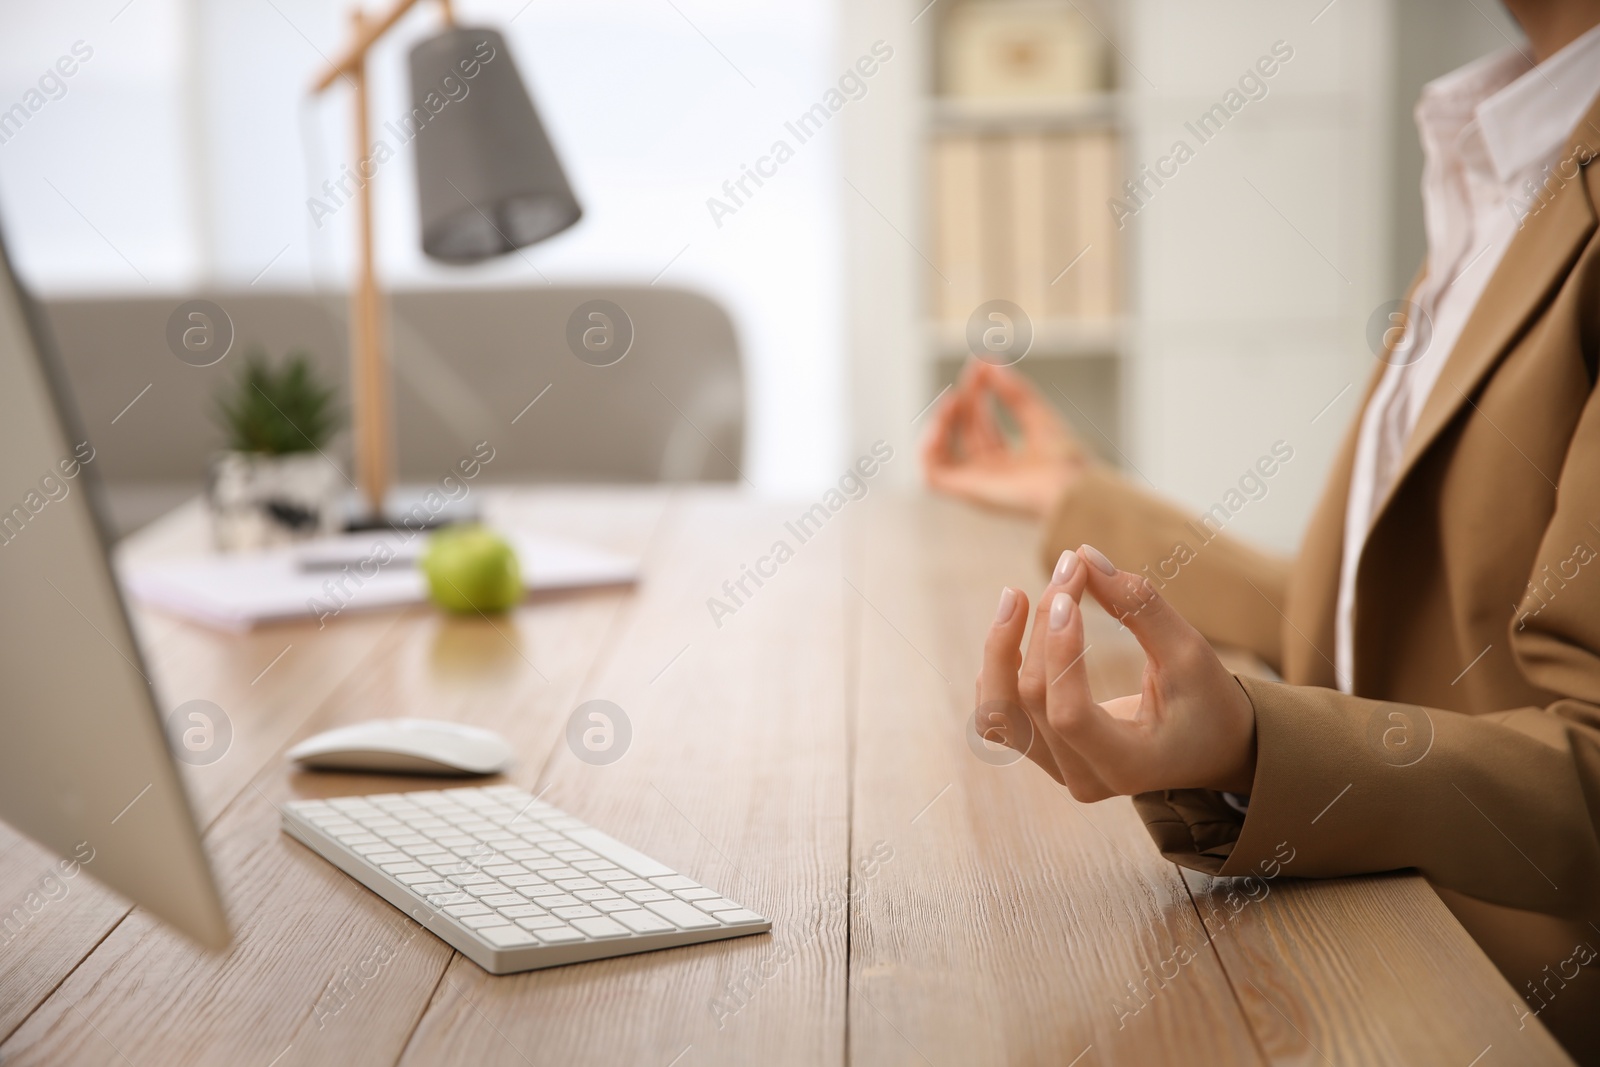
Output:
[408, 27, 581, 263]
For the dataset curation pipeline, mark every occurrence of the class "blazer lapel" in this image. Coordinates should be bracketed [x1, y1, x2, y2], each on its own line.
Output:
[1367, 104, 1600, 532]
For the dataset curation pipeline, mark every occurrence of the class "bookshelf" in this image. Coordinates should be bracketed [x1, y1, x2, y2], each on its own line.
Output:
[921, 0, 1128, 456]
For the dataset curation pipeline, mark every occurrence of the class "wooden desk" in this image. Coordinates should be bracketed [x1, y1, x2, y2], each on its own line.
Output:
[0, 489, 1570, 1065]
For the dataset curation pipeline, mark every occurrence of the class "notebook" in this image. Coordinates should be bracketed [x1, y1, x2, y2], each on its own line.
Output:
[121, 530, 638, 632]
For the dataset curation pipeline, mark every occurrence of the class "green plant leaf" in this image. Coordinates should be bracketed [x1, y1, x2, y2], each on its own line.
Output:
[213, 347, 344, 455]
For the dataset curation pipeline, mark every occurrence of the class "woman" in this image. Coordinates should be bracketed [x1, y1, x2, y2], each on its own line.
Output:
[924, 7, 1600, 1060]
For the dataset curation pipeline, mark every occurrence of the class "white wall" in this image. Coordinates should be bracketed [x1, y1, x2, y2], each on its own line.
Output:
[1123, 0, 1395, 553]
[0, 0, 846, 495]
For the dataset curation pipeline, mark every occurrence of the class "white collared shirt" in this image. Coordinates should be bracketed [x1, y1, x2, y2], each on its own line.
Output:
[1334, 23, 1600, 694]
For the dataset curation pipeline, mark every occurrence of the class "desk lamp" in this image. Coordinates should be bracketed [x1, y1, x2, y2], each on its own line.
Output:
[311, 0, 581, 527]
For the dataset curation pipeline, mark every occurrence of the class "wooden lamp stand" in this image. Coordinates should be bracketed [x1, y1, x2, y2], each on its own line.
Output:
[310, 0, 454, 526]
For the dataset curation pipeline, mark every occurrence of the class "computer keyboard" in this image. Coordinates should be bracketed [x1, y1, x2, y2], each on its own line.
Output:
[281, 784, 771, 974]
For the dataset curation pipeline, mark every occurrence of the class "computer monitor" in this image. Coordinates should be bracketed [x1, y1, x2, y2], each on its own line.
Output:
[0, 226, 230, 949]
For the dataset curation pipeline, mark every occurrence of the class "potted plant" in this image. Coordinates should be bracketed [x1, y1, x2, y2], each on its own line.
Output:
[207, 348, 346, 551]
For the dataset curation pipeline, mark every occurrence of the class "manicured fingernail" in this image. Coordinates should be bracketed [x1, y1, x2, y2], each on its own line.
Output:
[995, 586, 1017, 623]
[1053, 550, 1079, 583]
[1050, 592, 1073, 631]
[1081, 544, 1116, 575]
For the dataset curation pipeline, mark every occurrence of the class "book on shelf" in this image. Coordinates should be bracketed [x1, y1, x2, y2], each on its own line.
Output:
[928, 128, 1120, 333]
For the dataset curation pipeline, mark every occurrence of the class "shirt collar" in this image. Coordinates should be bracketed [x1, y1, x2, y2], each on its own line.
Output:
[1476, 21, 1600, 182]
[1414, 46, 1526, 165]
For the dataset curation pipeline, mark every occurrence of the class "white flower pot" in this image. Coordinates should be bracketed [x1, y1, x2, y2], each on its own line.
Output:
[206, 451, 343, 551]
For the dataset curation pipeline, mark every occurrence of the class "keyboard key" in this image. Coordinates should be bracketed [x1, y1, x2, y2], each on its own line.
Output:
[552, 878, 602, 892]
[481, 894, 525, 908]
[550, 905, 600, 919]
[352, 842, 395, 856]
[396, 871, 441, 885]
[565, 829, 675, 877]
[444, 902, 491, 917]
[591, 869, 632, 882]
[501, 848, 548, 861]
[515, 915, 566, 931]
[549, 849, 598, 862]
[644, 900, 721, 929]
[465, 884, 507, 898]
[593, 899, 640, 914]
[462, 914, 511, 930]
[536, 867, 581, 881]
[336, 833, 379, 846]
[574, 889, 621, 902]
[570, 917, 628, 939]
[612, 909, 676, 934]
[484, 865, 525, 877]
[449, 873, 494, 886]
[480, 926, 540, 948]
[381, 862, 427, 876]
[650, 876, 701, 891]
[409, 881, 453, 895]
[518, 885, 562, 899]
[714, 909, 766, 925]
[674, 888, 718, 901]
[500, 875, 544, 888]
[387, 834, 429, 846]
[426, 892, 471, 907]
[611, 880, 652, 892]
[497, 904, 547, 918]
[570, 859, 612, 872]
[692, 898, 736, 912]
[531, 926, 586, 944]
[625, 890, 672, 903]
[404, 846, 449, 861]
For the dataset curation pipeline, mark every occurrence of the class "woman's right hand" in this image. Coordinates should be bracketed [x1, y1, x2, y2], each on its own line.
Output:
[922, 362, 1090, 519]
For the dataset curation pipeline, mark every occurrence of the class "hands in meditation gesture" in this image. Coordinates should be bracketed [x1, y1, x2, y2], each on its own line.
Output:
[922, 365, 1258, 800]
[921, 362, 1090, 519]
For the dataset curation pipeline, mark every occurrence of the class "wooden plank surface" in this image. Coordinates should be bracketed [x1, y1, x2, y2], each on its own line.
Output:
[0, 500, 403, 1042]
[1, 490, 668, 1067]
[398, 492, 850, 1066]
[844, 494, 1264, 1066]
[0, 488, 1571, 1065]
[1183, 869, 1572, 1065]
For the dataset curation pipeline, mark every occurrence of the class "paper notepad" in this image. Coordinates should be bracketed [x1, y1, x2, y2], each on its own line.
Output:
[121, 530, 638, 632]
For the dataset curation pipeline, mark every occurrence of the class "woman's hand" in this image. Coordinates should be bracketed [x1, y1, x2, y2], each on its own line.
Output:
[975, 545, 1257, 800]
[922, 362, 1090, 519]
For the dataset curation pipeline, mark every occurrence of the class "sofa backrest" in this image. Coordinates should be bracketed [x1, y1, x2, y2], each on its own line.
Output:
[42, 285, 744, 495]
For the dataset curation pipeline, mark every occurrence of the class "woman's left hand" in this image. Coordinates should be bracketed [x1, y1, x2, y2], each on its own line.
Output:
[976, 544, 1258, 800]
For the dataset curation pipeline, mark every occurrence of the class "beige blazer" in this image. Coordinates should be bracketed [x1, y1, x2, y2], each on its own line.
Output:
[1043, 96, 1600, 1056]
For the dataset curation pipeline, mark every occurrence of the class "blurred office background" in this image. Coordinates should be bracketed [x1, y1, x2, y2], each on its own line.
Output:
[0, 0, 1517, 550]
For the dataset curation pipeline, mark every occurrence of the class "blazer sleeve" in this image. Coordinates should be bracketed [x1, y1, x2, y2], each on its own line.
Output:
[1135, 325, 1600, 920]
[1134, 678, 1600, 920]
[1039, 465, 1291, 672]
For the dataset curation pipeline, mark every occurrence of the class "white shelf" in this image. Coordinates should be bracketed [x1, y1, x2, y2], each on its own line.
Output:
[928, 92, 1120, 134]
[928, 316, 1125, 361]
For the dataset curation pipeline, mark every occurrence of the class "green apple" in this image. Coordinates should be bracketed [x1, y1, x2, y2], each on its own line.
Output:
[419, 525, 522, 614]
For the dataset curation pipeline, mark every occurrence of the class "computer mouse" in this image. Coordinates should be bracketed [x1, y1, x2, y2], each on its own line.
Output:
[286, 719, 514, 776]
